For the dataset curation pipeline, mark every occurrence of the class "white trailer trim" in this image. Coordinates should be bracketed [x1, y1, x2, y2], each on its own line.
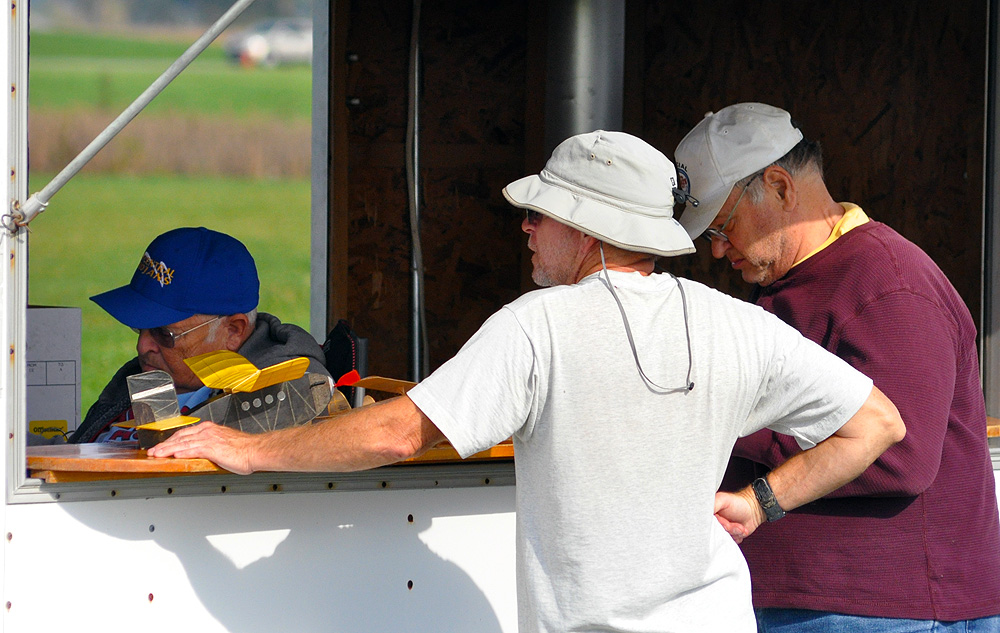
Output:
[5, 0, 27, 505]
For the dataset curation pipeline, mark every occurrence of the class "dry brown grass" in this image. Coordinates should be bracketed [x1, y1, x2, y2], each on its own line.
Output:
[29, 109, 310, 178]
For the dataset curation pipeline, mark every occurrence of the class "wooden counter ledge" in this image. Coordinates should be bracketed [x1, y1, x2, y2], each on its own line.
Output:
[27, 438, 514, 484]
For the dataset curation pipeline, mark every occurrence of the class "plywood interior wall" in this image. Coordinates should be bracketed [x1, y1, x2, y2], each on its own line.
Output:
[337, 0, 530, 378]
[333, 0, 987, 379]
[639, 0, 987, 310]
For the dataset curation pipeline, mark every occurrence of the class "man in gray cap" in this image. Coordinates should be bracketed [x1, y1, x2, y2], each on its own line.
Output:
[675, 103, 1000, 631]
[150, 131, 904, 632]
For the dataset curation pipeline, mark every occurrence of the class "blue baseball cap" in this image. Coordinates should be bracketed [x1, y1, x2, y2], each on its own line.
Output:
[91, 227, 260, 329]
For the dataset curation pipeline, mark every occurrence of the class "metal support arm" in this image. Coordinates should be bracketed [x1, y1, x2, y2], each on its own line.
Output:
[4, 0, 259, 233]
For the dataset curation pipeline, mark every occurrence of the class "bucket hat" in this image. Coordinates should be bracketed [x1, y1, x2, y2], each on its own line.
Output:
[674, 103, 803, 239]
[503, 130, 695, 257]
[91, 227, 260, 329]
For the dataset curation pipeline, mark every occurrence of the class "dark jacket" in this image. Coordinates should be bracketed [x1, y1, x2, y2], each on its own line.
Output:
[70, 313, 330, 443]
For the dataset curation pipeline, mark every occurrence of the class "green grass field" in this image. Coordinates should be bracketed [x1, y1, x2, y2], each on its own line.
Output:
[27, 29, 313, 416]
[30, 31, 312, 120]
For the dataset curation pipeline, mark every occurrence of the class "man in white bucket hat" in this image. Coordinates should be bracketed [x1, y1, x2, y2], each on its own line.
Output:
[150, 131, 903, 632]
[675, 103, 1000, 631]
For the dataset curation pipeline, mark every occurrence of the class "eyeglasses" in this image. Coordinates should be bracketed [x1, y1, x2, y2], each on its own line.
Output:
[132, 315, 222, 349]
[525, 209, 543, 226]
[702, 173, 762, 243]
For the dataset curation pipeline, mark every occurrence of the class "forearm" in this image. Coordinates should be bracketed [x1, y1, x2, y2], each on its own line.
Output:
[735, 369, 945, 498]
[251, 396, 443, 473]
[734, 426, 942, 499]
[758, 385, 905, 512]
[764, 433, 880, 512]
[147, 395, 446, 474]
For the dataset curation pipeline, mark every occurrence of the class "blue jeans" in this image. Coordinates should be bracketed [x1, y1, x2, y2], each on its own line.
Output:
[755, 609, 1000, 632]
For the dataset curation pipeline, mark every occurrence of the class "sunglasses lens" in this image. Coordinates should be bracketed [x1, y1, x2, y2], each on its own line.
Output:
[149, 327, 175, 349]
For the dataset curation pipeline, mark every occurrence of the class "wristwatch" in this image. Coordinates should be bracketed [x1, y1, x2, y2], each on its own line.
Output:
[751, 476, 786, 522]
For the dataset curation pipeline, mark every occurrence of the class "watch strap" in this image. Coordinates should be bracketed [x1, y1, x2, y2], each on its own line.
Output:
[751, 476, 786, 522]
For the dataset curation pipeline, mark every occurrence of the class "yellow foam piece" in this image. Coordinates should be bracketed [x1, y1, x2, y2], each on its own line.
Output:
[135, 415, 201, 432]
[113, 415, 200, 430]
[185, 350, 309, 393]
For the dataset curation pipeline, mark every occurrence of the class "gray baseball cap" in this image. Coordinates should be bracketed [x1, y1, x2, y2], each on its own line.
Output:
[674, 103, 803, 239]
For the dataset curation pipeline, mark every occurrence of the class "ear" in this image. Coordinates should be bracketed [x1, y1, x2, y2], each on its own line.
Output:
[764, 166, 796, 212]
[221, 313, 253, 351]
[580, 233, 601, 256]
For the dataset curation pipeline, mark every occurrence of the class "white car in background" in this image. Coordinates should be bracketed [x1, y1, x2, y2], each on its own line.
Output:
[224, 17, 312, 67]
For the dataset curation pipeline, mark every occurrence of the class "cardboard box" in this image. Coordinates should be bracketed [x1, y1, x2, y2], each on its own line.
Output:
[26, 306, 82, 440]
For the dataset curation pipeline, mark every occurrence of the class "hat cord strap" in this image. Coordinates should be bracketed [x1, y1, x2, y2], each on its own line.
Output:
[598, 244, 695, 394]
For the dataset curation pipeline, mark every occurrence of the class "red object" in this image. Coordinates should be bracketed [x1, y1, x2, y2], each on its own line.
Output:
[335, 370, 360, 387]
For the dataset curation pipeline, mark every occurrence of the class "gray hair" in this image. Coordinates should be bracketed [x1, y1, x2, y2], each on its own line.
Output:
[206, 308, 258, 339]
[742, 136, 824, 204]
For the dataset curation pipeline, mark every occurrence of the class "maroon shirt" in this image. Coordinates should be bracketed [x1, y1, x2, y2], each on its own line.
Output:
[726, 219, 1000, 619]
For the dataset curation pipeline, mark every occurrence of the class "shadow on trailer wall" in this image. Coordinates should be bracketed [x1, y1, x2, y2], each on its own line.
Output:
[325, 0, 986, 380]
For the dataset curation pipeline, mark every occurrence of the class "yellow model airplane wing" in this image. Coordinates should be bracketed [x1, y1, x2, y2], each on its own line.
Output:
[185, 350, 310, 393]
[252, 357, 311, 390]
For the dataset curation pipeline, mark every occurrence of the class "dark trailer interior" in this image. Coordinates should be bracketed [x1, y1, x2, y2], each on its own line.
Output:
[312, 0, 999, 416]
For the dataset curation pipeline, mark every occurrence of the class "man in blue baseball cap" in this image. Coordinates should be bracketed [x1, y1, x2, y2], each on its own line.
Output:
[70, 227, 330, 443]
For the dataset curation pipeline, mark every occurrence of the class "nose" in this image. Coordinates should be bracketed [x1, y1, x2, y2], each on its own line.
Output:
[710, 236, 729, 259]
[136, 329, 160, 355]
[522, 216, 535, 234]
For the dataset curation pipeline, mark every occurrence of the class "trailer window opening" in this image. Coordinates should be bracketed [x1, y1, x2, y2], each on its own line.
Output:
[14, 4, 513, 502]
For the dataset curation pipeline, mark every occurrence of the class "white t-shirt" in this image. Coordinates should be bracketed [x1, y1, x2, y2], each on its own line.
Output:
[408, 271, 873, 633]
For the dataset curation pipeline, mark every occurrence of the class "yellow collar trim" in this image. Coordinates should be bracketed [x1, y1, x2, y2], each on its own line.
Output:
[793, 203, 870, 267]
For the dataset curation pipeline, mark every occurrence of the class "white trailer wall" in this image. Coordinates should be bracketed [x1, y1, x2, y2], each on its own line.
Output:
[3, 486, 517, 632]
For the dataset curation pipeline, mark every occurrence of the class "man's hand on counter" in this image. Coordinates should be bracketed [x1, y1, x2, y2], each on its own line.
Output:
[147, 421, 256, 474]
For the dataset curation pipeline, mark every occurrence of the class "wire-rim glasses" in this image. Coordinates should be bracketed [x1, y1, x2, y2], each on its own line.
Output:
[702, 173, 762, 243]
[132, 315, 223, 349]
